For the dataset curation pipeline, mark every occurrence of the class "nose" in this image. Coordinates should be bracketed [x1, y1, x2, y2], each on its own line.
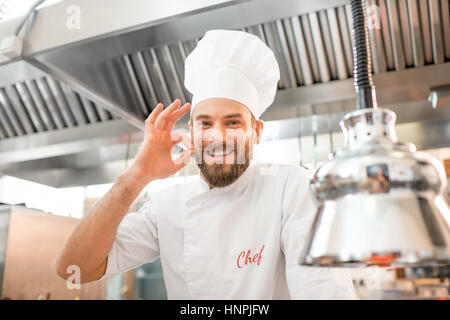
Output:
[202, 127, 227, 145]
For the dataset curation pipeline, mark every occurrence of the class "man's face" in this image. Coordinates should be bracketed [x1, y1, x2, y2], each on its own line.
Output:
[189, 98, 262, 188]
[376, 169, 385, 178]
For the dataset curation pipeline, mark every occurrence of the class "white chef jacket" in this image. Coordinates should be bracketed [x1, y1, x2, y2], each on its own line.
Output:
[99, 162, 357, 299]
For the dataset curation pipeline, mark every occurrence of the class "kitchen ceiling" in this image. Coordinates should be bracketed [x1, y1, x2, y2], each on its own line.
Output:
[0, 0, 449, 186]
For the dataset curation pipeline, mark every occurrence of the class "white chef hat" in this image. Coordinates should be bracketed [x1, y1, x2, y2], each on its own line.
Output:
[184, 29, 280, 121]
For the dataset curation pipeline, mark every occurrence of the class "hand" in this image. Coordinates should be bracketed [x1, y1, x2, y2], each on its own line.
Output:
[128, 99, 193, 185]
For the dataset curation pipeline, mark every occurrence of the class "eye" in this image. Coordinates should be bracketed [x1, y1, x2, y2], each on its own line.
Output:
[198, 121, 211, 126]
[227, 120, 241, 126]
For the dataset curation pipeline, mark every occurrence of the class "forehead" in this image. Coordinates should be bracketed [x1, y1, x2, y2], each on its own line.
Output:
[192, 98, 252, 120]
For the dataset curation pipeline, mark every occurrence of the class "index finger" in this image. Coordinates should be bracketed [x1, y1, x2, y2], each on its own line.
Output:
[165, 103, 191, 130]
[154, 99, 182, 129]
[145, 103, 163, 132]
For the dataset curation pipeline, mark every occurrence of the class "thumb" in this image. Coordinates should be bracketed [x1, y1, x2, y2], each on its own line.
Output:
[171, 129, 191, 149]
[173, 147, 193, 169]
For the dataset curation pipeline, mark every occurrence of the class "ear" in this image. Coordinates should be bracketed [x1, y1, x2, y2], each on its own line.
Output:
[255, 120, 263, 144]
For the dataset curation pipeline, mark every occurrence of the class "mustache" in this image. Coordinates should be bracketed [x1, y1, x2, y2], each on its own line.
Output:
[201, 143, 236, 151]
[193, 141, 248, 165]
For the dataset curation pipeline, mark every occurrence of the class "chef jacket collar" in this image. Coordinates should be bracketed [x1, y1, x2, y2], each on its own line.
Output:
[185, 163, 257, 208]
[197, 161, 257, 195]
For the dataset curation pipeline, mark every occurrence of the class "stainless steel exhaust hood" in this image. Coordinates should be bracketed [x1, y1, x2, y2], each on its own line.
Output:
[0, 0, 449, 187]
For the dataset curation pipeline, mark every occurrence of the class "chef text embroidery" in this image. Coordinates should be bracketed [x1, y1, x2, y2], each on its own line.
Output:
[237, 244, 265, 269]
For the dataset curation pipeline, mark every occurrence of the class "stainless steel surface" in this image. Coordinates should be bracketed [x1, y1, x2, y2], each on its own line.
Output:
[387, 0, 406, 70]
[308, 12, 331, 83]
[429, 0, 445, 64]
[327, 7, 349, 80]
[398, 0, 413, 67]
[1, 159, 137, 187]
[0, 60, 45, 87]
[288, 16, 314, 85]
[0, 119, 140, 164]
[303, 108, 450, 266]
[8, 0, 349, 57]
[443, 0, 450, 59]
[264, 63, 450, 121]
[0, 0, 448, 187]
[407, 0, 425, 67]
[0, 0, 448, 130]
[429, 85, 450, 108]
[302, 0, 450, 267]
[419, 0, 434, 63]
[25, 0, 450, 126]
[2, 107, 450, 187]
[0, 0, 236, 57]
[24, 58, 144, 130]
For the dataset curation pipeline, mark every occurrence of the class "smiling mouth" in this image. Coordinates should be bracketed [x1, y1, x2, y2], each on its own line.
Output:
[206, 149, 234, 157]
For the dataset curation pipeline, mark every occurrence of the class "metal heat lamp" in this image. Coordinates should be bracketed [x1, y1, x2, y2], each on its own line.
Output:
[301, 0, 450, 267]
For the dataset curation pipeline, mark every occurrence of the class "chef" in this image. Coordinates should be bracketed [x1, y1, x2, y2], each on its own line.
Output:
[56, 29, 357, 299]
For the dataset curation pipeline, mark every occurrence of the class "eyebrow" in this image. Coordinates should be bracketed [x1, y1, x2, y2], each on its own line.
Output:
[194, 113, 244, 121]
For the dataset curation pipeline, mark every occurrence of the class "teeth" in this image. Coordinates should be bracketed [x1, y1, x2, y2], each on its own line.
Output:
[207, 149, 233, 156]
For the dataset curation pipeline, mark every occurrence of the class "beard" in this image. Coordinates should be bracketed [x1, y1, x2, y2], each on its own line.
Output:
[194, 138, 251, 188]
